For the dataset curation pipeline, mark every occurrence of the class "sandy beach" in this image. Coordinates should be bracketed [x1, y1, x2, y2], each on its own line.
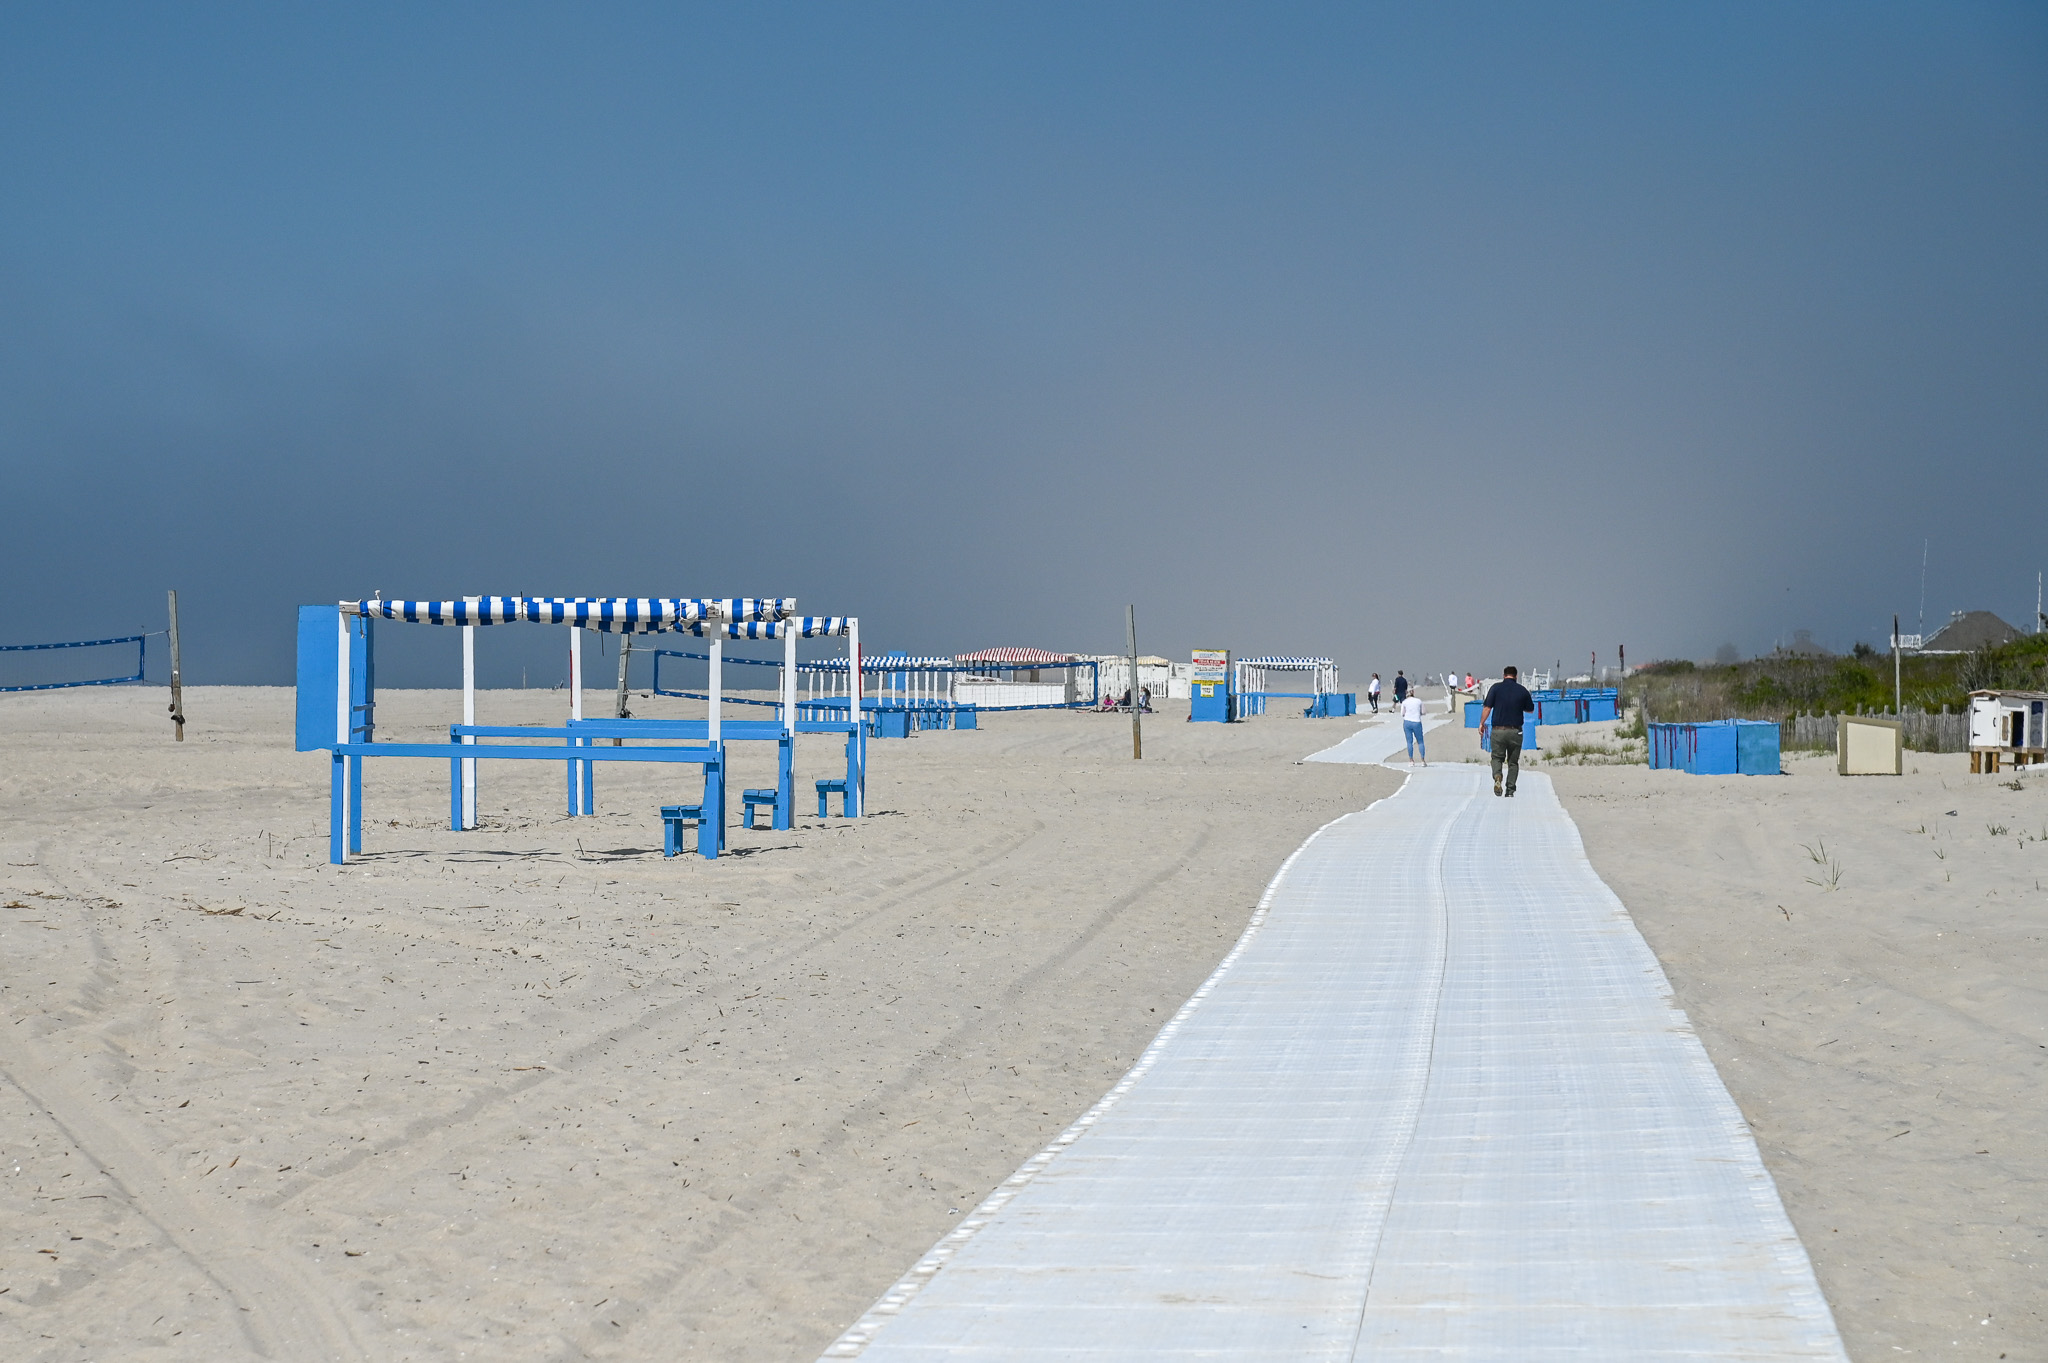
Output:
[0, 687, 1393, 1361]
[2, 690, 2041, 1360]
[1550, 735, 2048, 1361]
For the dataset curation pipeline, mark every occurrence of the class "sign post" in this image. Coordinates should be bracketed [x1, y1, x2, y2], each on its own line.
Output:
[1126, 604, 1142, 760]
[1190, 648, 1231, 723]
[166, 589, 184, 741]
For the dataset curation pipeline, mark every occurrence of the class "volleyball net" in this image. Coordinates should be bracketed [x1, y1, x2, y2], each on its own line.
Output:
[0, 634, 150, 693]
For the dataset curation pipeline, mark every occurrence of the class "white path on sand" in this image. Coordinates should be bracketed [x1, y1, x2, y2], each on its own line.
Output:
[822, 716, 1847, 1360]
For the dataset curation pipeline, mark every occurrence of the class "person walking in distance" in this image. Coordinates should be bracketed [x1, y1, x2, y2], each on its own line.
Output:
[1400, 687, 1427, 766]
[1392, 670, 1409, 704]
[1367, 673, 1381, 713]
[1479, 665, 1535, 797]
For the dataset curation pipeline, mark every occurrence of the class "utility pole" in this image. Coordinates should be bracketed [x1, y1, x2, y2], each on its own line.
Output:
[1892, 613, 1902, 716]
[1126, 604, 1142, 760]
[613, 634, 633, 745]
[166, 589, 184, 741]
[1917, 538, 1928, 640]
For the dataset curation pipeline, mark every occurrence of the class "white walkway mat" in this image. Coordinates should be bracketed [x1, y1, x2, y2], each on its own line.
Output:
[824, 766, 1846, 1360]
[1302, 713, 1452, 766]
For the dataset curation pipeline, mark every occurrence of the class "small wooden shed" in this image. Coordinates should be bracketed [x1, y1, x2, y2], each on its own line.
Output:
[1967, 689, 2047, 772]
[1838, 715, 1902, 776]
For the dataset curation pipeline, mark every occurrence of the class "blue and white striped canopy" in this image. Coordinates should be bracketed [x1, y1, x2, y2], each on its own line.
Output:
[348, 597, 798, 632]
[801, 655, 953, 670]
[675, 616, 853, 639]
[1240, 656, 1334, 668]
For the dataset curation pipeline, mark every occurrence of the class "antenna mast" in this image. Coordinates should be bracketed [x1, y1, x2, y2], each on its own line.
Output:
[1917, 538, 1928, 638]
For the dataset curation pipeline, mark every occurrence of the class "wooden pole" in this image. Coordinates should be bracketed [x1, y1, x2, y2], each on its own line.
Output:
[166, 589, 184, 740]
[613, 633, 632, 745]
[1893, 614, 1902, 717]
[1127, 603, 1142, 760]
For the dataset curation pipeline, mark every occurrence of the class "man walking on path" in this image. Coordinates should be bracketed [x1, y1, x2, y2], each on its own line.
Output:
[1392, 670, 1409, 704]
[1479, 666, 1535, 797]
[1399, 689, 1427, 765]
[1367, 673, 1381, 713]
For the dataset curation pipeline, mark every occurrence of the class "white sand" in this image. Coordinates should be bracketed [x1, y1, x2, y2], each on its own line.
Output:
[6, 692, 2041, 1360]
[1544, 731, 2047, 1360]
[0, 687, 1393, 1361]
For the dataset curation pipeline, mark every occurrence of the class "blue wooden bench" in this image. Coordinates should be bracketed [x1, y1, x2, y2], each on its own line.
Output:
[661, 804, 705, 857]
[741, 788, 782, 829]
[816, 778, 850, 817]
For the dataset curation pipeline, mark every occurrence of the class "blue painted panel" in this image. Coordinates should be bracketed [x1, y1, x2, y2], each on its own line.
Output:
[1480, 720, 1540, 750]
[296, 606, 337, 751]
[1464, 701, 1483, 728]
[1648, 723, 1671, 769]
[1190, 680, 1231, 722]
[295, 606, 367, 751]
[1735, 719, 1781, 775]
[955, 707, 977, 730]
[1690, 722, 1739, 775]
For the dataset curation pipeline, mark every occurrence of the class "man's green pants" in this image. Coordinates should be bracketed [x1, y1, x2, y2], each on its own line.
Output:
[1490, 725, 1524, 795]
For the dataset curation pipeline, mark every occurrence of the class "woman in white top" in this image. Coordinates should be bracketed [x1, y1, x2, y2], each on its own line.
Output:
[1367, 673, 1382, 713]
[1400, 691, 1427, 765]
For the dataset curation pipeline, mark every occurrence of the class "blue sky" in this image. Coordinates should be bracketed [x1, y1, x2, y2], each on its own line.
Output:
[3, 3, 2044, 685]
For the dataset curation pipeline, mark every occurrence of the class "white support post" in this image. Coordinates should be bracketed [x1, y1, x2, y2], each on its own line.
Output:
[848, 617, 862, 806]
[709, 632, 723, 743]
[462, 616, 477, 830]
[335, 608, 352, 747]
[782, 625, 797, 733]
[335, 608, 352, 857]
[569, 625, 585, 814]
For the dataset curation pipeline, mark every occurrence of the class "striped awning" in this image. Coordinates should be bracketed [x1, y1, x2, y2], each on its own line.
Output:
[804, 653, 949, 670]
[675, 616, 852, 639]
[954, 648, 1076, 664]
[347, 598, 798, 632]
[1240, 656, 1334, 668]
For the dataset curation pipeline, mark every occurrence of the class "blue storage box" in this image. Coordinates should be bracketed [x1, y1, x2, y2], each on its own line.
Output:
[1649, 719, 1776, 774]
[1479, 720, 1540, 751]
[1734, 719, 1780, 775]
[1688, 721, 1739, 775]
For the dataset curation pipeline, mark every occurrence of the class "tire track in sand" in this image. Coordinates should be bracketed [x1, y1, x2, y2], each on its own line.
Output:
[266, 821, 1048, 1216]
[2, 1033, 372, 1362]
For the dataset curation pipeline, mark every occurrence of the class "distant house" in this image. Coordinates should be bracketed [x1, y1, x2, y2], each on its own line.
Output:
[1919, 610, 2020, 654]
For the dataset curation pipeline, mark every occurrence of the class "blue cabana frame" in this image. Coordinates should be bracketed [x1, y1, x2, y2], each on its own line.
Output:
[296, 598, 852, 865]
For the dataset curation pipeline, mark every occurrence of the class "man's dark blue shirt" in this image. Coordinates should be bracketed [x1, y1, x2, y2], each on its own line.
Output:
[1483, 679, 1534, 727]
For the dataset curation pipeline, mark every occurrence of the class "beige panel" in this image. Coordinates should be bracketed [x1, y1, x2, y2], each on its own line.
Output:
[1839, 717, 1902, 776]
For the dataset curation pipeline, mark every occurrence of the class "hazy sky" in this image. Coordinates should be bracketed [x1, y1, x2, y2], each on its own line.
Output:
[4, 3, 2044, 687]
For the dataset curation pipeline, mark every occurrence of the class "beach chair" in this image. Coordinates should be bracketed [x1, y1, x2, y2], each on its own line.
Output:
[741, 788, 781, 829]
[661, 804, 705, 857]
